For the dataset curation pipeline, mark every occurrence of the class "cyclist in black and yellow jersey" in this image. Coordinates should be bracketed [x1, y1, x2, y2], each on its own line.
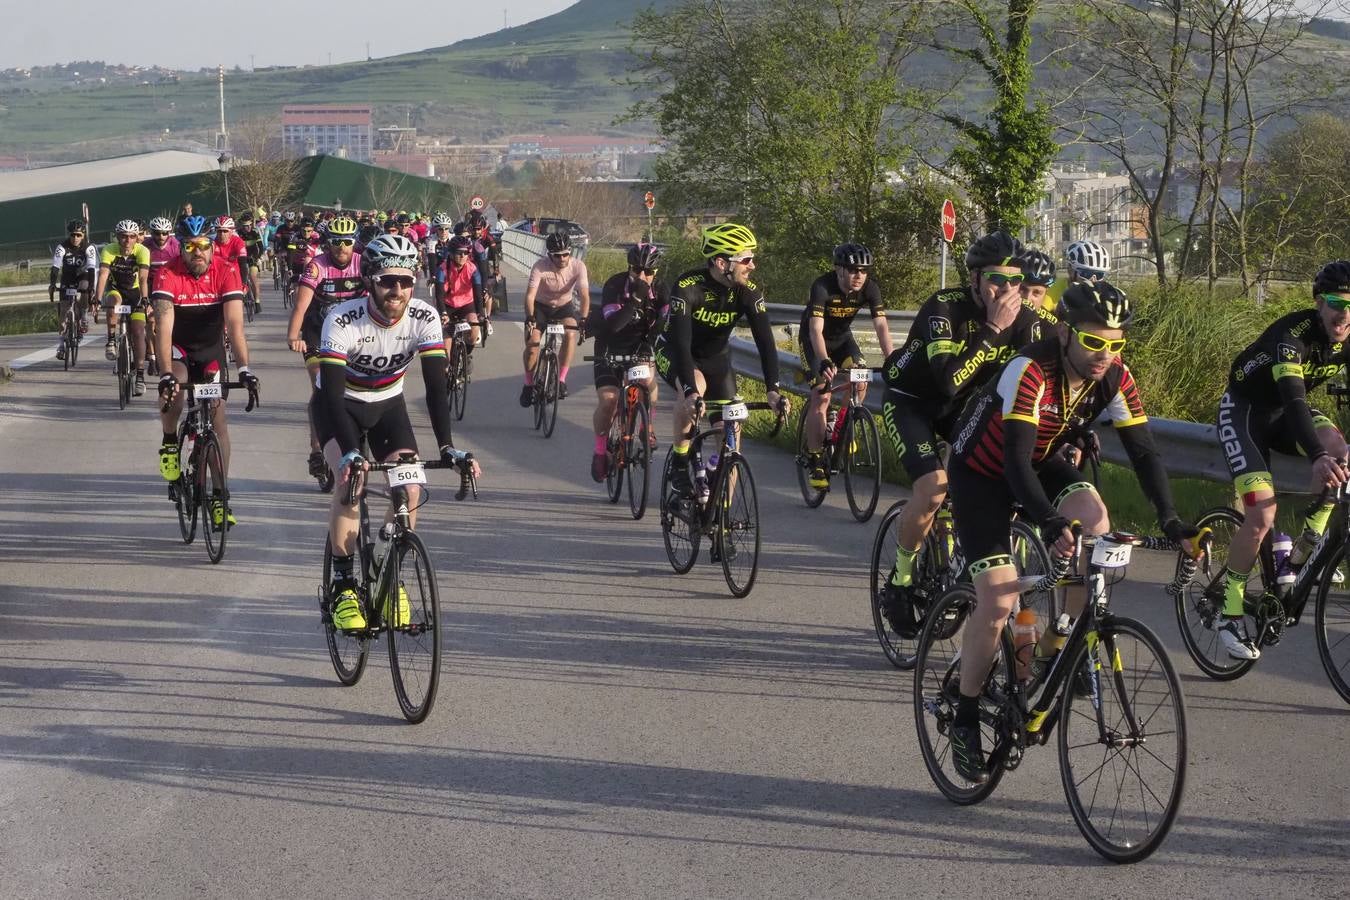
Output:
[96, 219, 152, 394]
[1018, 248, 1056, 310]
[877, 231, 1057, 637]
[1209, 261, 1350, 659]
[799, 243, 894, 489]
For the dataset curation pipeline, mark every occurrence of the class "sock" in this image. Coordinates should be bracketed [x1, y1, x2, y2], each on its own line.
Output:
[1223, 566, 1250, 618]
[955, 694, 980, 729]
[594, 434, 607, 454]
[162, 432, 176, 445]
[1304, 501, 1334, 538]
[560, 366, 569, 381]
[332, 554, 355, 583]
[891, 544, 918, 586]
[673, 445, 688, 458]
[524, 372, 533, 386]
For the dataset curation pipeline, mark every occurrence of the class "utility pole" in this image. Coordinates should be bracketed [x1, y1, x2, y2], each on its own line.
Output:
[215, 64, 228, 153]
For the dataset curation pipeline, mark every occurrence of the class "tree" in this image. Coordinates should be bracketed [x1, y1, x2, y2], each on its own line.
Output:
[214, 114, 306, 216]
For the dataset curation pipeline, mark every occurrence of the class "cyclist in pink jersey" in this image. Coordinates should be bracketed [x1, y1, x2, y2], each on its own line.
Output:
[520, 232, 590, 405]
[436, 236, 485, 377]
[143, 218, 179, 376]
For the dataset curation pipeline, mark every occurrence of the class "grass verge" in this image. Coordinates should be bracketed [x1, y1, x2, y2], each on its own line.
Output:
[0, 302, 59, 336]
[0, 268, 48, 288]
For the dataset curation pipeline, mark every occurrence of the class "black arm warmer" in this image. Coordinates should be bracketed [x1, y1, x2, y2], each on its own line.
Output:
[1003, 418, 1058, 525]
[1276, 375, 1328, 461]
[319, 365, 361, 455]
[422, 355, 454, 449]
[1116, 424, 1179, 527]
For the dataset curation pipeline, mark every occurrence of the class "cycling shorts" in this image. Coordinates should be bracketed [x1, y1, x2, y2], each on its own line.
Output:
[1217, 388, 1336, 502]
[948, 456, 1094, 579]
[880, 393, 953, 482]
[594, 343, 654, 391]
[798, 334, 865, 387]
[171, 341, 226, 384]
[532, 302, 578, 327]
[102, 286, 144, 309]
[313, 394, 418, 461]
[654, 342, 736, 403]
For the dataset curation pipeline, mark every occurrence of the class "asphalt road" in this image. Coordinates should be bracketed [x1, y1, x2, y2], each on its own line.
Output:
[0, 273, 1346, 898]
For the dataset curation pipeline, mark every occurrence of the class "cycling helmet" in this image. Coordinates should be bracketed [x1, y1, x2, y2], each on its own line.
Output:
[148, 216, 173, 233]
[545, 232, 572, 254]
[1058, 281, 1132, 329]
[283, 211, 297, 222]
[964, 230, 1023, 270]
[66, 218, 86, 234]
[1018, 248, 1056, 287]
[176, 215, 209, 239]
[215, 216, 236, 231]
[396, 212, 411, 225]
[832, 242, 874, 269]
[627, 242, 663, 270]
[1066, 240, 1110, 278]
[114, 219, 141, 236]
[431, 212, 453, 228]
[357, 223, 381, 246]
[701, 222, 757, 259]
[299, 217, 315, 230]
[448, 236, 474, 254]
[1313, 260, 1350, 298]
[325, 216, 358, 239]
[360, 233, 421, 276]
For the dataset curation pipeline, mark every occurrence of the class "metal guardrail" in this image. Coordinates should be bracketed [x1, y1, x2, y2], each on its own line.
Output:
[500, 227, 588, 275]
[500, 238, 1308, 486]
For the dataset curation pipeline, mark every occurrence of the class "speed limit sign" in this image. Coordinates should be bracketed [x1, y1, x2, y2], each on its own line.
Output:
[470, 195, 485, 211]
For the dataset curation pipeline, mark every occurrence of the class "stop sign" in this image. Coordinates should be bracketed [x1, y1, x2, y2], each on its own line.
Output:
[940, 198, 957, 243]
[644, 191, 655, 210]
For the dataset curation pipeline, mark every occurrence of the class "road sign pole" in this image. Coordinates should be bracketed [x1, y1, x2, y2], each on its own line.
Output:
[940, 242, 947, 289]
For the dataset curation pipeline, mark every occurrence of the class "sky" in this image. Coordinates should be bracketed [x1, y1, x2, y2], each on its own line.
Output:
[0, 0, 578, 70]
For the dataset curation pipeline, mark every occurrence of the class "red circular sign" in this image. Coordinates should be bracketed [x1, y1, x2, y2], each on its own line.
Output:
[643, 191, 655, 211]
[470, 195, 485, 211]
[941, 199, 957, 243]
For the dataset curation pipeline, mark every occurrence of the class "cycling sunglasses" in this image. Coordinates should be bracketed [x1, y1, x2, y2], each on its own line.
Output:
[1073, 328, 1127, 354]
[182, 238, 212, 252]
[453, 250, 471, 256]
[327, 237, 356, 247]
[550, 251, 572, 260]
[1319, 293, 1350, 312]
[632, 267, 658, 276]
[375, 274, 416, 290]
[983, 271, 1025, 287]
[843, 266, 871, 275]
[728, 254, 754, 265]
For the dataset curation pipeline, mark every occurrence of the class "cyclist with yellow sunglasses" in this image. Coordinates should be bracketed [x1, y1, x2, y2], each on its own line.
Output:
[1209, 261, 1350, 661]
[939, 280, 1197, 784]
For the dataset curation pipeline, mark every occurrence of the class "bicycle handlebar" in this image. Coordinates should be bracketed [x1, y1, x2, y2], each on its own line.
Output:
[342, 451, 478, 505]
[160, 379, 259, 414]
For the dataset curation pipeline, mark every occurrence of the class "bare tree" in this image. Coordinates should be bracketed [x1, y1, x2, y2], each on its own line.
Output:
[222, 114, 307, 216]
[526, 160, 632, 245]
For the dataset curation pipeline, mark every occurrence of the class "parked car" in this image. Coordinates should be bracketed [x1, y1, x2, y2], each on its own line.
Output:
[508, 217, 590, 249]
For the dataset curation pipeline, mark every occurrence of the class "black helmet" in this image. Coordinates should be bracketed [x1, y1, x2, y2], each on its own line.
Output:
[1018, 249, 1056, 287]
[299, 217, 315, 229]
[66, 218, 86, 234]
[448, 236, 474, 254]
[964, 230, 1023, 271]
[627, 242, 662, 270]
[545, 232, 572, 254]
[1057, 280, 1133, 329]
[832, 242, 874, 269]
[1313, 260, 1350, 299]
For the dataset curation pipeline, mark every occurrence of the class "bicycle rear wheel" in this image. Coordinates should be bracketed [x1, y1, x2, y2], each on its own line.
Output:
[495, 274, 508, 312]
[542, 353, 560, 438]
[199, 434, 228, 564]
[1058, 615, 1187, 863]
[842, 407, 881, 522]
[913, 585, 1004, 804]
[718, 456, 761, 597]
[1173, 506, 1260, 680]
[605, 411, 624, 503]
[794, 414, 827, 508]
[626, 401, 650, 520]
[660, 448, 700, 574]
[387, 531, 442, 724]
[322, 535, 369, 685]
[1313, 543, 1350, 704]
[174, 457, 198, 545]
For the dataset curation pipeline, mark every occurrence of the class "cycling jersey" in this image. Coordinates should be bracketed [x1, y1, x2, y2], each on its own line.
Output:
[800, 272, 884, 342]
[598, 271, 668, 353]
[51, 239, 97, 288]
[661, 266, 779, 392]
[298, 253, 364, 304]
[526, 256, 589, 310]
[951, 336, 1173, 526]
[440, 261, 483, 314]
[214, 234, 248, 269]
[152, 255, 244, 357]
[240, 230, 265, 263]
[286, 236, 318, 276]
[143, 236, 179, 294]
[99, 242, 151, 293]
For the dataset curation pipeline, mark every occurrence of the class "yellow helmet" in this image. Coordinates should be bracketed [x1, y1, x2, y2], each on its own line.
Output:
[325, 216, 359, 238]
[701, 222, 757, 259]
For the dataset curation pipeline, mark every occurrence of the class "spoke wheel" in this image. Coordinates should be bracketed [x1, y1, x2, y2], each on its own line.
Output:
[116, 334, 131, 410]
[1313, 543, 1350, 704]
[842, 408, 881, 522]
[625, 401, 650, 520]
[795, 412, 827, 508]
[387, 532, 442, 724]
[1058, 615, 1187, 863]
[1173, 507, 1260, 680]
[532, 360, 547, 431]
[869, 501, 950, 670]
[173, 436, 198, 545]
[199, 435, 228, 564]
[68, 326, 80, 367]
[913, 585, 1004, 804]
[605, 411, 624, 503]
[322, 535, 369, 685]
[718, 456, 760, 597]
[451, 342, 469, 420]
[542, 354, 561, 438]
[660, 448, 700, 574]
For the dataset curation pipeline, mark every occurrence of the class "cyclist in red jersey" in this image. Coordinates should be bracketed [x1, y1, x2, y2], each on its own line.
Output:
[213, 216, 255, 307]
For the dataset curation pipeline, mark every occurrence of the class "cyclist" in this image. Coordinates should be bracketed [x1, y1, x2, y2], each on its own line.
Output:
[942, 281, 1196, 783]
[654, 223, 785, 497]
[142, 217, 179, 375]
[424, 213, 453, 291]
[590, 242, 667, 482]
[96, 219, 152, 394]
[521, 232, 590, 405]
[239, 217, 266, 310]
[49, 218, 97, 361]
[316, 233, 476, 631]
[284, 218, 320, 293]
[877, 231, 1057, 636]
[466, 209, 499, 333]
[153, 215, 258, 528]
[799, 242, 895, 490]
[213, 216, 255, 309]
[1209, 261, 1350, 660]
[287, 216, 366, 481]
[1018, 248, 1056, 311]
[1066, 239, 1109, 285]
[436, 235, 485, 370]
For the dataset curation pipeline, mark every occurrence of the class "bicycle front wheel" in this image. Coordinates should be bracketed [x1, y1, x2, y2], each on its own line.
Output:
[605, 411, 624, 503]
[68, 326, 80, 367]
[116, 334, 131, 410]
[322, 535, 369, 685]
[542, 354, 560, 438]
[660, 448, 700, 574]
[842, 408, 881, 522]
[795, 414, 827, 508]
[718, 456, 760, 597]
[869, 500, 945, 670]
[1058, 615, 1187, 863]
[199, 434, 228, 564]
[626, 401, 650, 520]
[1313, 543, 1350, 704]
[1174, 506, 1260, 680]
[387, 531, 442, 724]
[451, 343, 469, 421]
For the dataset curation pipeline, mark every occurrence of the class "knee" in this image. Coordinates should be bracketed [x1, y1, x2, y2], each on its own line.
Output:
[1059, 488, 1110, 536]
[911, 471, 948, 514]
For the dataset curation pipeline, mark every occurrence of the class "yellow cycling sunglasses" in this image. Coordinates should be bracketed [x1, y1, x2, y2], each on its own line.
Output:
[1073, 328, 1127, 354]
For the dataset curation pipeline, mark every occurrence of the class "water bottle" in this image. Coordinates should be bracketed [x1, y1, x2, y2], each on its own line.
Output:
[695, 470, 711, 505]
[706, 451, 720, 472]
[1272, 531, 1295, 588]
[829, 407, 847, 445]
[1012, 607, 1039, 682]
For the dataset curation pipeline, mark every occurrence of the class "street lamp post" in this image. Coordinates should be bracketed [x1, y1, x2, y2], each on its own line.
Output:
[218, 152, 232, 216]
[334, 198, 343, 213]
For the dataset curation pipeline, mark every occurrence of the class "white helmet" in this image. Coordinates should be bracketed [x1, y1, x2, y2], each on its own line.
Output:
[1066, 240, 1109, 279]
[114, 219, 141, 236]
[360, 233, 420, 276]
[148, 216, 174, 233]
[431, 212, 453, 228]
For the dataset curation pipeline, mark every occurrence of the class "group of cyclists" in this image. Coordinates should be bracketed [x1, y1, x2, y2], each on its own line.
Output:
[43, 199, 1350, 789]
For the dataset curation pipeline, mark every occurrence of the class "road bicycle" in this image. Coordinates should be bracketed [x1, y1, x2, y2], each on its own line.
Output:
[446, 319, 475, 422]
[110, 301, 135, 409]
[57, 287, 84, 369]
[529, 321, 577, 438]
[914, 525, 1204, 863]
[795, 366, 883, 522]
[659, 397, 786, 597]
[320, 450, 477, 723]
[587, 351, 656, 519]
[484, 254, 507, 313]
[165, 378, 260, 564]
